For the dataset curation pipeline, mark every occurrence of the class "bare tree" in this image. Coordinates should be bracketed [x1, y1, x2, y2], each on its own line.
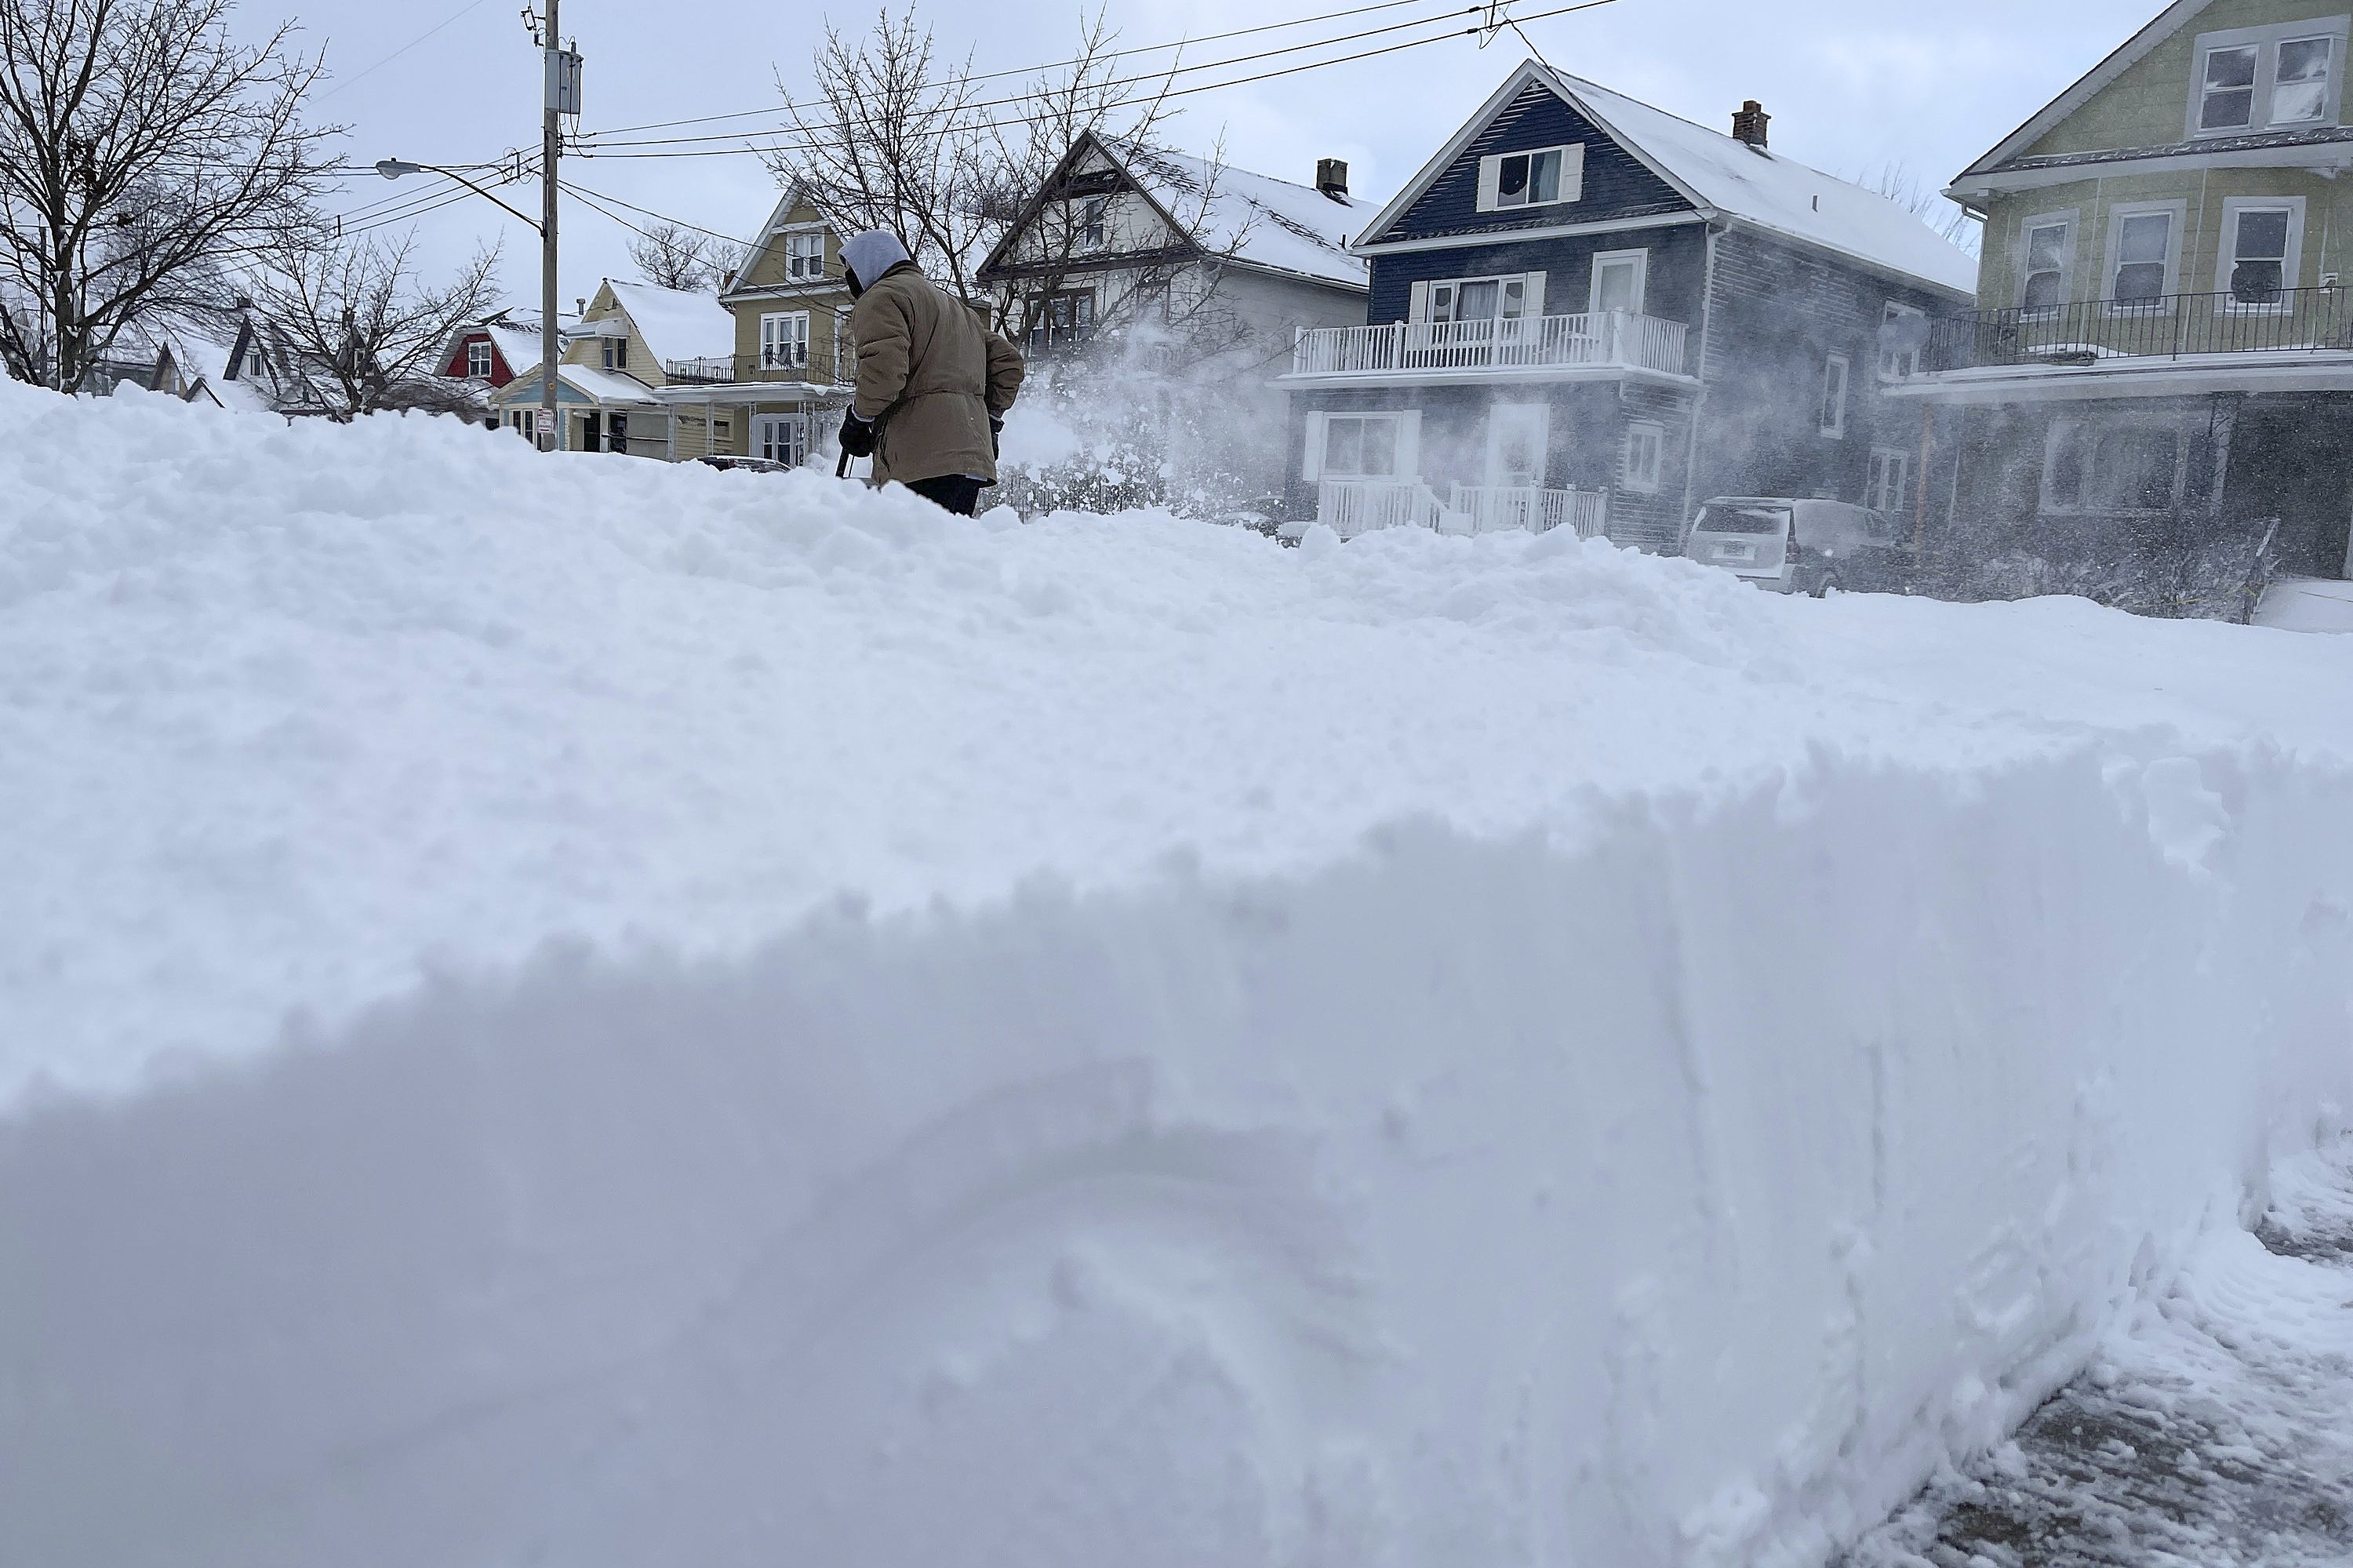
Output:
[0, 0, 336, 390]
[249, 225, 500, 418]
[1867, 162, 1981, 256]
[627, 220, 737, 293]
[765, 5, 1216, 334]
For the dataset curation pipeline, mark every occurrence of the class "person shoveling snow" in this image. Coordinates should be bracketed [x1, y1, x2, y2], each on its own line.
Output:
[835, 228, 1024, 516]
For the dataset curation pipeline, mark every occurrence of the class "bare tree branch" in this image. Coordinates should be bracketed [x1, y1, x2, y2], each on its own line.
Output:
[0, 0, 339, 390]
[627, 220, 737, 292]
[247, 223, 501, 418]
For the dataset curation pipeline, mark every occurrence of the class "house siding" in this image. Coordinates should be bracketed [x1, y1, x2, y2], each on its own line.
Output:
[1692, 227, 1944, 517]
[1367, 223, 1707, 341]
[1375, 81, 1689, 242]
[2022, 0, 2353, 161]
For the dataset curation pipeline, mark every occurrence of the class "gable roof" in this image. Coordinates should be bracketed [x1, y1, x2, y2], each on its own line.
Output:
[1113, 143, 1371, 288]
[1356, 60, 1977, 298]
[602, 279, 736, 363]
[979, 131, 1372, 291]
[1954, 0, 2213, 183]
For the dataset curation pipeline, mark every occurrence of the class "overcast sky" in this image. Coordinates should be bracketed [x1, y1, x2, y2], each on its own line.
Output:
[283, 0, 2162, 304]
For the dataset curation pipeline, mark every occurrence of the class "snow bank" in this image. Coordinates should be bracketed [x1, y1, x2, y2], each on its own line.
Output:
[5, 382, 2353, 1566]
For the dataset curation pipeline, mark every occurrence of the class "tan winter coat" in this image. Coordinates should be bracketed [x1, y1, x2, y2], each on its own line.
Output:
[849, 263, 1025, 486]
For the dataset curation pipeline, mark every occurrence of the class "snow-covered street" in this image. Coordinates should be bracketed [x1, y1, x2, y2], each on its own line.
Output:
[1852, 1142, 2353, 1568]
[5, 386, 2353, 1566]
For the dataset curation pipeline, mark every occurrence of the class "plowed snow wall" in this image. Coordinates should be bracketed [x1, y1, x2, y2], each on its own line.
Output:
[8, 743, 2351, 1568]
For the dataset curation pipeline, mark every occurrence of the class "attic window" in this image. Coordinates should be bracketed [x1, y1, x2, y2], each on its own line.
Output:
[784, 231, 825, 280]
[1476, 144, 1584, 212]
[2190, 21, 2346, 136]
[467, 340, 493, 377]
[1080, 197, 1109, 251]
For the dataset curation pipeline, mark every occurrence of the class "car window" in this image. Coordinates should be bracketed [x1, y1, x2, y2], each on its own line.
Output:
[1695, 504, 1790, 536]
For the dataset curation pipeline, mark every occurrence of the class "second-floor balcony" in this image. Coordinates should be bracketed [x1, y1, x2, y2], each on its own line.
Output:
[1918, 286, 2353, 378]
[1287, 311, 1692, 384]
[663, 343, 855, 389]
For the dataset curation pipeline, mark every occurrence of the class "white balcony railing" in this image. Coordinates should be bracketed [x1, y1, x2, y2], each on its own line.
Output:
[1315, 480, 1609, 541]
[1446, 485, 1608, 539]
[1292, 311, 1689, 379]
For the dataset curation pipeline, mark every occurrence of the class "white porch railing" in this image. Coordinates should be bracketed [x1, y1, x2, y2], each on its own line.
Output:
[1447, 485, 1609, 538]
[1316, 480, 1609, 540]
[1292, 311, 1689, 379]
[1316, 478, 1453, 538]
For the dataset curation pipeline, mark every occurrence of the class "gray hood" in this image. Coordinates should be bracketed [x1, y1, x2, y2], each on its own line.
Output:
[840, 229, 912, 293]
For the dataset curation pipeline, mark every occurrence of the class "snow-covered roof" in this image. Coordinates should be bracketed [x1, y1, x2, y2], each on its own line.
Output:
[1115, 144, 1371, 289]
[494, 362, 662, 406]
[603, 280, 736, 364]
[1358, 61, 1976, 299]
[1529, 64, 1977, 297]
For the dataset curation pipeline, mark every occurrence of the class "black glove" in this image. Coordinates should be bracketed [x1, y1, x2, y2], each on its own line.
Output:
[838, 409, 876, 459]
[989, 417, 1003, 460]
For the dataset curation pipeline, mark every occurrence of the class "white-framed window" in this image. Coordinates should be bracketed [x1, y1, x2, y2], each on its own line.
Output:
[2104, 201, 2184, 306]
[1878, 301, 1926, 379]
[2042, 417, 2185, 515]
[2018, 211, 2075, 312]
[755, 413, 807, 466]
[761, 311, 811, 369]
[601, 337, 622, 370]
[1475, 144, 1586, 211]
[1622, 420, 1665, 494]
[1866, 446, 1911, 514]
[2190, 20, 2347, 136]
[1414, 272, 1544, 323]
[1589, 249, 1649, 315]
[2218, 197, 2305, 304]
[1301, 409, 1421, 480]
[1819, 353, 1849, 439]
[1079, 197, 1110, 251]
[508, 408, 536, 440]
[784, 231, 826, 281]
[466, 340, 493, 377]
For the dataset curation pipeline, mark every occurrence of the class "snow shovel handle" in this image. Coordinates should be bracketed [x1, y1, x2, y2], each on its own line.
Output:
[835, 448, 852, 479]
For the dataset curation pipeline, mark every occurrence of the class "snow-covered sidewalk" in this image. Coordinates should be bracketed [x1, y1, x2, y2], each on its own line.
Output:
[1851, 1143, 2353, 1567]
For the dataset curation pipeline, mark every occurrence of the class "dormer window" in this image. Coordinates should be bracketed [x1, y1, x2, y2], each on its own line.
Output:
[2191, 20, 2347, 136]
[467, 340, 493, 377]
[1475, 144, 1584, 212]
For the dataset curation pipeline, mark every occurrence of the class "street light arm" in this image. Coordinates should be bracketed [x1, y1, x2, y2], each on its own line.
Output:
[376, 158, 544, 236]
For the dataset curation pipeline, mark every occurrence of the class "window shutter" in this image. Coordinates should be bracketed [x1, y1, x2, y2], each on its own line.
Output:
[1397, 409, 1423, 478]
[1475, 155, 1503, 213]
[1559, 144, 1587, 204]
[1522, 271, 1547, 317]
[1302, 412, 1329, 481]
[1409, 280, 1431, 322]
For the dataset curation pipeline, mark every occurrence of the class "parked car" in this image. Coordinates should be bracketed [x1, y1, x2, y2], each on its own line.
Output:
[1683, 497, 1909, 595]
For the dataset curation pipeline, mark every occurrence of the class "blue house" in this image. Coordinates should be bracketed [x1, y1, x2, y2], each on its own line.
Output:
[1281, 62, 1978, 548]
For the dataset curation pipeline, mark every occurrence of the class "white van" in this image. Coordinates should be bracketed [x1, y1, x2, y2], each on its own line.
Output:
[1682, 498, 1908, 595]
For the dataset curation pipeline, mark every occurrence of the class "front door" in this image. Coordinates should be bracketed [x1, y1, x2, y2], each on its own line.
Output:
[755, 413, 807, 467]
[1486, 402, 1549, 489]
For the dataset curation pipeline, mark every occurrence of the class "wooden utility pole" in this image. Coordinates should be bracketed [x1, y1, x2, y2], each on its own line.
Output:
[539, 0, 562, 451]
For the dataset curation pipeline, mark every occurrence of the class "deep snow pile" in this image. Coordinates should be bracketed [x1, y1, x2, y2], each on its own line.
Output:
[5, 382, 2353, 1568]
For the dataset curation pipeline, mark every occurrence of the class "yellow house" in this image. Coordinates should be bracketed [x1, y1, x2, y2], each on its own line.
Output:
[489, 277, 751, 459]
[678, 192, 858, 464]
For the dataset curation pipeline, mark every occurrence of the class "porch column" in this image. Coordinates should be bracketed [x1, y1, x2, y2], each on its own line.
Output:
[2202, 392, 2240, 537]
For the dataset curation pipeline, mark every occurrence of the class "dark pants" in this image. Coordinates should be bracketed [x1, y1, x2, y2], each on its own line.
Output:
[907, 475, 985, 516]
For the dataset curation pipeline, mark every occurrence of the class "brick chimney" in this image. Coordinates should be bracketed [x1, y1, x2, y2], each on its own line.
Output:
[1316, 158, 1350, 201]
[1732, 100, 1770, 151]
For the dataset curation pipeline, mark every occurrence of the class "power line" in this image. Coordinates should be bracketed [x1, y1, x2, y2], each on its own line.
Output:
[556, 180, 752, 249]
[580, 0, 1460, 140]
[580, 0, 1620, 163]
[322, 0, 498, 99]
[577, 1, 1489, 155]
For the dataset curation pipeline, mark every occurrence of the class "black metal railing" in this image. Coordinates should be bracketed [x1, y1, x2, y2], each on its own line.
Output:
[1924, 285, 2353, 372]
[661, 344, 854, 387]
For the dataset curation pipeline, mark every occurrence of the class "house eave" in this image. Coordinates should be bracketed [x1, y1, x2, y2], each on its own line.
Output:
[1276, 363, 1700, 391]
[1886, 351, 2353, 403]
[1353, 210, 1706, 255]
[1951, 133, 2353, 198]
